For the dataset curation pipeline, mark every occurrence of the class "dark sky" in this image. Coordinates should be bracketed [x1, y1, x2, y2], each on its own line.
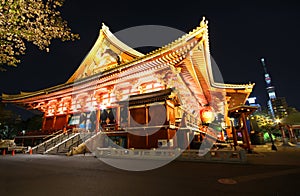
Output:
[1, 0, 300, 113]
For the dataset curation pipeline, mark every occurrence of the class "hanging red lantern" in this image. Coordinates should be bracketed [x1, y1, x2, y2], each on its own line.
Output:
[200, 106, 215, 124]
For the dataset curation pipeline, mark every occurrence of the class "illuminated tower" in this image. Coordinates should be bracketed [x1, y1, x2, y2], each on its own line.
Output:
[261, 58, 276, 118]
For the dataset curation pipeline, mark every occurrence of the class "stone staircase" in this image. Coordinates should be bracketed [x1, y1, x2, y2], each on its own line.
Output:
[31, 131, 96, 155]
[44, 133, 81, 154]
[31, 131, 63, 154]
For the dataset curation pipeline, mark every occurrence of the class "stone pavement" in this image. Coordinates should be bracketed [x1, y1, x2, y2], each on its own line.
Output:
[247, 145, 300, 166]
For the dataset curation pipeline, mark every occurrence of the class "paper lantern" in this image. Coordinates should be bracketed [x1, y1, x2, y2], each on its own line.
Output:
[200, 107, 215, 124]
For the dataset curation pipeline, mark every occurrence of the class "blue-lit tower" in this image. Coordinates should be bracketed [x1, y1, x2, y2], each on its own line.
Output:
[261, 58, 276, 118]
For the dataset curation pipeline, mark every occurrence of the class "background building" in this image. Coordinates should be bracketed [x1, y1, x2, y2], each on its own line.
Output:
[247, 97, 261, 112]
[271, 97, 288, 119]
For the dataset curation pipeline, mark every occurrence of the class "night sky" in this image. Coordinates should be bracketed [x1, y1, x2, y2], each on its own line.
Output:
[1, 0, 300, 116]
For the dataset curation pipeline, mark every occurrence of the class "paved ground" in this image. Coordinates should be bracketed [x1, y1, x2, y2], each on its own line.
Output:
[247, 145, 300, 166]
[0, 147, 300, 196]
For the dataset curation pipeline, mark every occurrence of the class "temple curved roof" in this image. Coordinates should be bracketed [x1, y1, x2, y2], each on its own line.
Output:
[1, 17, 254, 109]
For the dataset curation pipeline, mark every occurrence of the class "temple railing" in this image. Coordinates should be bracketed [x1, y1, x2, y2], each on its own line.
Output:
[42, 129, 64, 140]
[178, 149, 247, 163]
[94, 147, 246, 163]
[95, 147, 182, 160]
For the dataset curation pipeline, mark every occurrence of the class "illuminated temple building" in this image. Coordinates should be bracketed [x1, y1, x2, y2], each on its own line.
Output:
[2, 18, 255, 150]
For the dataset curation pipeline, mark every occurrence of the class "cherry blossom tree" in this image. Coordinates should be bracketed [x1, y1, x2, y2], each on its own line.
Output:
[0, 0, 79, 70]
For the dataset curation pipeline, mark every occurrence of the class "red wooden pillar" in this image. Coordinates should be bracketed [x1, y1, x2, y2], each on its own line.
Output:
[96, 109, 100, 132]
[128, 109, 131, 127]
[186, 131, 190, 150]
[145, 105, 149, 147]
[94, 92, 102, 132]
[115, 106, 120, 131]
[52, 115, 57, 130]
[145, 105, 149, 125]
[289, 126, 296, 143]
[288, 126, 293, 142]
[241, 113, 251, 151]
[64, 100, 71, 129]
[42, 113, 47, 131]
[52, 102, 58, 131]
[290, 127, 295, 138]
[231, 120, 238, 148]
[280, 125, 287, 144]
[127, 136, 130, 149]
[42, 103, 49, 131]
[146, 133, 149, 147]
[219, 130, 225, 141]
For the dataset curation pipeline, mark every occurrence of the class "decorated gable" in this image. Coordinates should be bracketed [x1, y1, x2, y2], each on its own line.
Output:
[67, 23, 143, 83]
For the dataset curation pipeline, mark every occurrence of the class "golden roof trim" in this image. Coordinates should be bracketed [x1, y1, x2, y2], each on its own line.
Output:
[101, 23, 144, 57]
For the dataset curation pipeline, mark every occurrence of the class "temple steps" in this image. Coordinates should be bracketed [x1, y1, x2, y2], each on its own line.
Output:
[44, 133, 81, 154]
[31, 132, 65, 154]
[31, 132, 78, 154]
[30, 131, 96, 155]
